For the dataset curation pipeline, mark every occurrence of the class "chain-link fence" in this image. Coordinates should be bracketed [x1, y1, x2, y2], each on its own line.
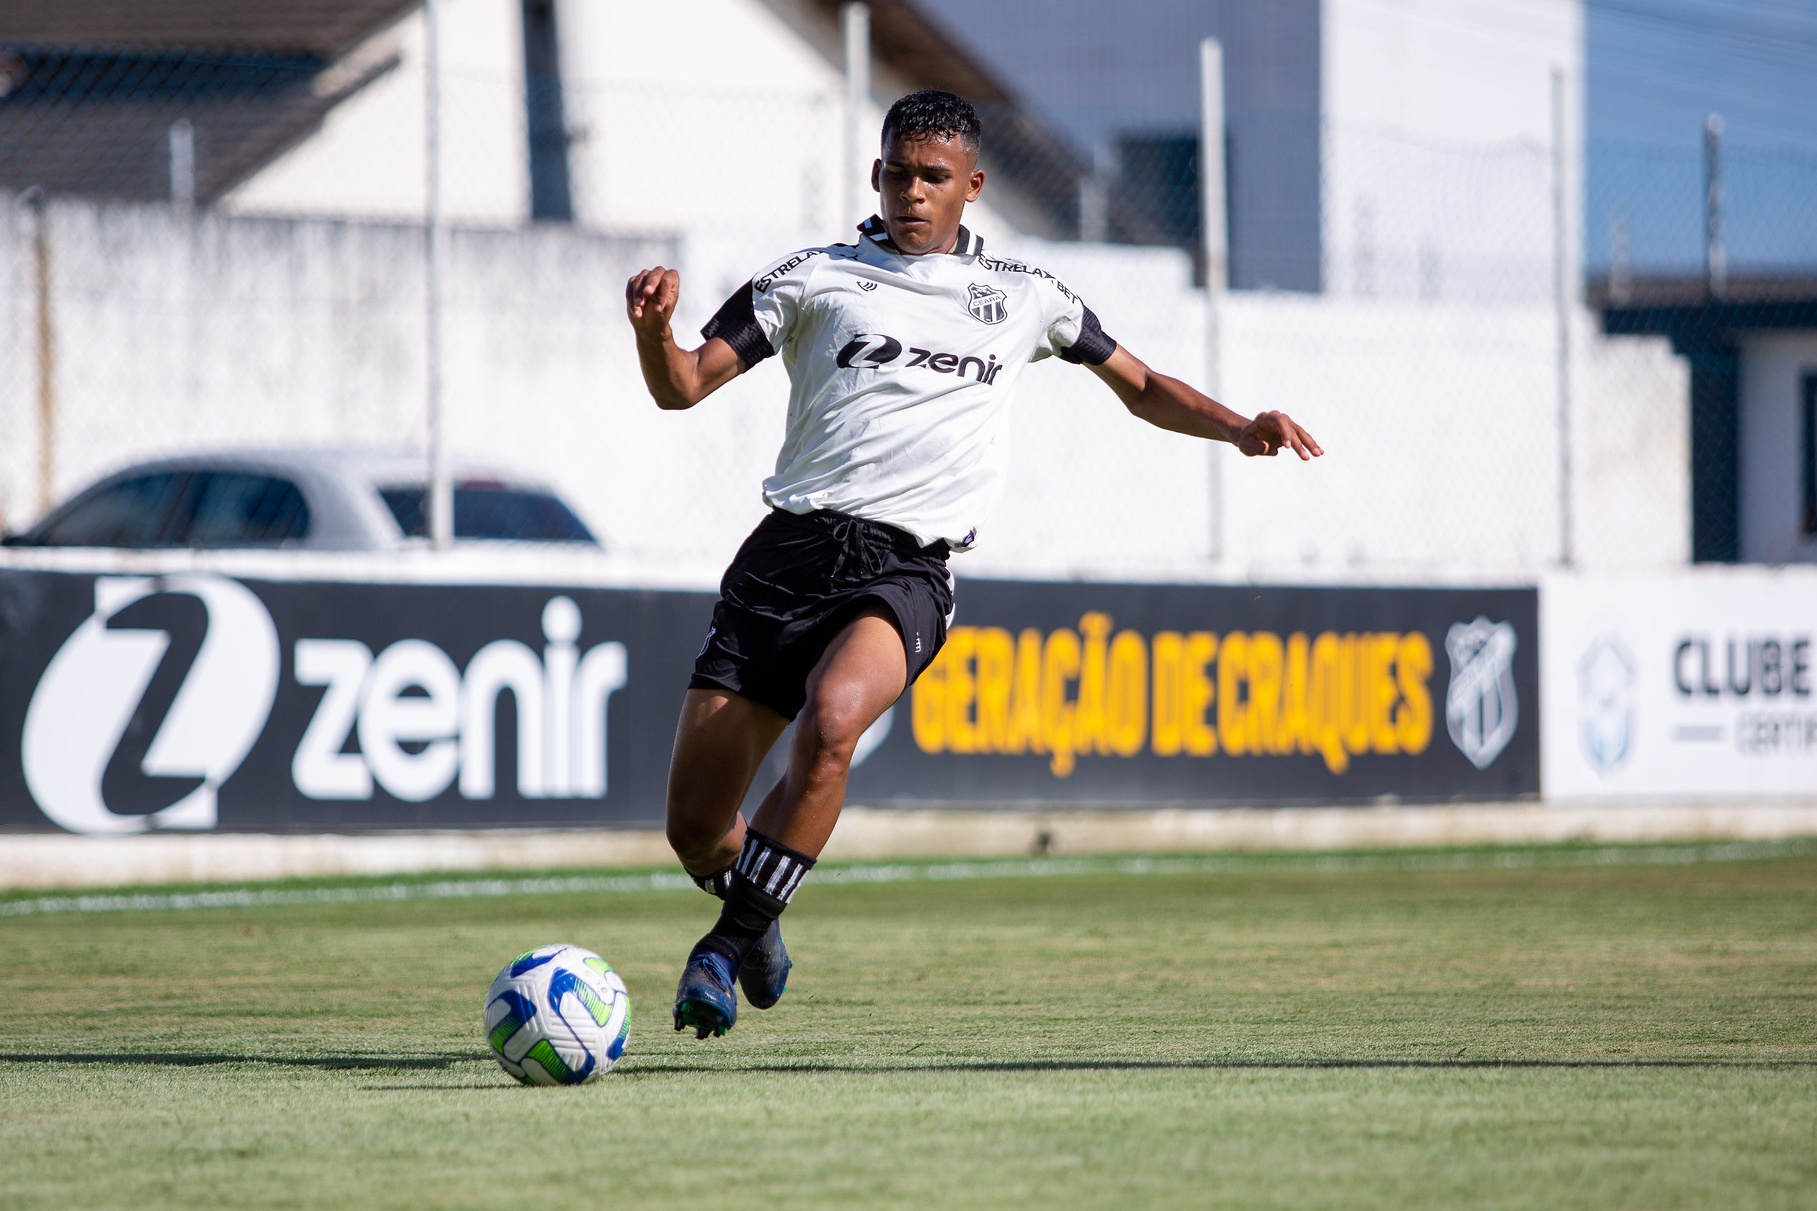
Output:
[0, 7, 1811, 579]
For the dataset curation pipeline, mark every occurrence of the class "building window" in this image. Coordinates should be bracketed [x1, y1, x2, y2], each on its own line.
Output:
[1805, 373, 1817, 536]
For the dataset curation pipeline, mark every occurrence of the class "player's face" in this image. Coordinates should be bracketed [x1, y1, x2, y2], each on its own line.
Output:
[871, 134, 985, 256]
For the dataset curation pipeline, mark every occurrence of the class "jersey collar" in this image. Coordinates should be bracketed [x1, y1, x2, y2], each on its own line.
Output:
[857, 215, 984, 258]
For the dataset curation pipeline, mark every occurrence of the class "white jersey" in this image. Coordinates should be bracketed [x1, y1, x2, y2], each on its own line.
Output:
[701, 216, 1117, 551]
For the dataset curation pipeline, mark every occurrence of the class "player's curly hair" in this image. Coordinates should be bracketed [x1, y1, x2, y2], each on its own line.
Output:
[881, 89, 982, 155]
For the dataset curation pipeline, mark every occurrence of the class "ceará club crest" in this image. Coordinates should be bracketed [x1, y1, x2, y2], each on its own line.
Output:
[966, 283, 1007, 325]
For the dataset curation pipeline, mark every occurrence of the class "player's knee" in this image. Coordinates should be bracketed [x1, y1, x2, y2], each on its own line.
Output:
[796, 690, 870, 767]
[664, 801, 723, 865]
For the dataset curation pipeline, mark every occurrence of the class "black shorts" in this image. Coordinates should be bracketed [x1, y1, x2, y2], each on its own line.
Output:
[689, 508, 954, 721]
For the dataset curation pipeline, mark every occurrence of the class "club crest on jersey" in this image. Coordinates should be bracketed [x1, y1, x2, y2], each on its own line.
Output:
[966, 283, 1008, 325]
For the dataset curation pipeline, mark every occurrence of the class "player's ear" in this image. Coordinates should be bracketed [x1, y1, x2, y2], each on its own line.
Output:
[965, 168, 985, 203]
[870, 159, 882, 192]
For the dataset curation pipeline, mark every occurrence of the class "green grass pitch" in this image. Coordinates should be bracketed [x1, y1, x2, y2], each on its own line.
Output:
[2, 845, 1814, 1209]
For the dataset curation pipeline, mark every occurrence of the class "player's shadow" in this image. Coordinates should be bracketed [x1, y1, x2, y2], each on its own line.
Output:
[0, 1051, 485, 1070]
[628, 1057, 1817, 1075]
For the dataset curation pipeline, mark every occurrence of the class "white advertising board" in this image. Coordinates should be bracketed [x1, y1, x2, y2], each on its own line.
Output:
[1542, 571, 1817, 800]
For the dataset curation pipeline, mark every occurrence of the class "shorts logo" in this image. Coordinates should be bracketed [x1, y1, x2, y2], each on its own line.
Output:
[967, 283, 1007, 325]
[858, 280, 878, 292]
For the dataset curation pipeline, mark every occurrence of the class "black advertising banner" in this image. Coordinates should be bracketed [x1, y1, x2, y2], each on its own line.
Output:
[0, 570, 1537, 833]
[843, 580, 1540, 806]
[0, 571, 711, 833]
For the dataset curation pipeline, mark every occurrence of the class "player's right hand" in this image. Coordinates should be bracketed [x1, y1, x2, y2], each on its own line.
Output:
[625, 267, 680, 339]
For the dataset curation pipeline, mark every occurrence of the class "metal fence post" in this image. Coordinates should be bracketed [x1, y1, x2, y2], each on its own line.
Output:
[842, 3, 870, 231]
[168, 119, 196, 212]
[1200, 38, 1227, 566]
[1552, 66, 1573, 568]
[425, 0, 452, 550]
[1704, 113, 1725, 299]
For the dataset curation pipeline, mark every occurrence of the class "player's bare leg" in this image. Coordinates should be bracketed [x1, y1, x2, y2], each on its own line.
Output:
[747, 607, 908, 857]
[674, 606, 909, 1037]
[664, 689, 789, 879]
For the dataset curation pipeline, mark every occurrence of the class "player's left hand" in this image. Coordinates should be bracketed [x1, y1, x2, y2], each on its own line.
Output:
[1237, 411, 1322, 460]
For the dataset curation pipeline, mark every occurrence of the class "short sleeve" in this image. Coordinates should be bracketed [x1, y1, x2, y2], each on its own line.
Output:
[701, 248, 822, 369]
[1035, 279, 1118, 366]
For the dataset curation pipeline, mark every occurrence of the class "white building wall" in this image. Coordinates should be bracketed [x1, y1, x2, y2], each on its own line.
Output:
[1740, 333, 1817, 565]
[223, 0, 528, 226]
[1, 0, 1703, 584]
[1322, 0, 1582, 303]
[0, 196, 1689, 583]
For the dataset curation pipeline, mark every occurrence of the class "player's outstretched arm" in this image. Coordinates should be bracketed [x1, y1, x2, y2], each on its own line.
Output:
[1088, 345, 1323, 459]
[625, 266, 746, 410]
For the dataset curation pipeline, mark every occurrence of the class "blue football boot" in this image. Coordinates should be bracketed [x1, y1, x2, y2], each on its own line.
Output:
[738, 920, 792, 1010]
[673, 949, 738, 1039]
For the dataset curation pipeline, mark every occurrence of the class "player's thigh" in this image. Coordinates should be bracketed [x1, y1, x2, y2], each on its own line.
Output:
[795, 607, 909, 755]
[666, 688, 789, 826]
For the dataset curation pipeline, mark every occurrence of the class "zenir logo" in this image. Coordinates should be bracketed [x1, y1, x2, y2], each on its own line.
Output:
[835, 333, 903, 369]
[835, 333, 1004, 383]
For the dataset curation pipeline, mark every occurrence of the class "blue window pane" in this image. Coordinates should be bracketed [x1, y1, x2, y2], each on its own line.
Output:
[380, 485, 595, 543]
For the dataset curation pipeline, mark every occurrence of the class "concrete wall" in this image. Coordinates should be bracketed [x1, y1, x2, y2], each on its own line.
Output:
[219, 0, 1020, 245]
[0, 195, 1687, 583]
[223, 0, 529, 226]
[1740, 332, 1817, 565]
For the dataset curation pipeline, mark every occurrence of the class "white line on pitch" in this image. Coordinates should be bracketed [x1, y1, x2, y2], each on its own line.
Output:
[1, 838, 1811, 919]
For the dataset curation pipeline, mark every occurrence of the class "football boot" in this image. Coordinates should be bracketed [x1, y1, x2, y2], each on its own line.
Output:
[672, 948, 739, 1039]
[737, 920, 792, 1010]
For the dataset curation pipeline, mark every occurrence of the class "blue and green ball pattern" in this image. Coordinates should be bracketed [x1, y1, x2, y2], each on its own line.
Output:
[484, 944, 632, 1085]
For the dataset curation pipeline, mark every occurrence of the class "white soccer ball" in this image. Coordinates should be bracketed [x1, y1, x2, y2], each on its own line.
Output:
[484, 943, 632, 1085]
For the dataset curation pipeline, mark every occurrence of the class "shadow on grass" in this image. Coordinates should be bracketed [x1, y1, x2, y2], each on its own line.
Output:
[0, 1051, 486, 1070]
[622, 1057, 1817, 1075]
[7, 1053, 1813, 1080]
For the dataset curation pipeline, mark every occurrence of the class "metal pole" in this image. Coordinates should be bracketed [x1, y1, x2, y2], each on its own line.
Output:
[425, 0, 452, 549]
[842, 3, 870, 229]
[168, 119, 196, 211]
[1552, 66, 1573, 568]
[1199, 37, 1227, 565]
[29, 190, 55, 518]
[1704, 113, 1725, 299]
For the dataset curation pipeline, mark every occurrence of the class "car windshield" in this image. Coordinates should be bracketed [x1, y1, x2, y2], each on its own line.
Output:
[380, 484, 596, 543]
[23, 471, 309, 548]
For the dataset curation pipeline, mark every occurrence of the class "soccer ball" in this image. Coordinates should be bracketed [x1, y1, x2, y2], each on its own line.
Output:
[484, 944, 631, 1085]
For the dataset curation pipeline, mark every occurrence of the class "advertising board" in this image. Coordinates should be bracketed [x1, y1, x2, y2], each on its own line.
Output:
[1542, 571, 1817, 800]
[845, 579, 1539, 805]
[0, 569, 1538, 833]
[0, 570, 708, 833]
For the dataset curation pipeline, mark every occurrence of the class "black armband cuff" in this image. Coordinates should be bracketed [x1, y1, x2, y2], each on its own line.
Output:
[701, 280, 777, 368]
[1058, 304, 1117, 365]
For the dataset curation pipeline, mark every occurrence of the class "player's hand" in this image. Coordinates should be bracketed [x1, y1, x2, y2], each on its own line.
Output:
[625, 267, 680, 340]
[1236, 410, 1322, 460]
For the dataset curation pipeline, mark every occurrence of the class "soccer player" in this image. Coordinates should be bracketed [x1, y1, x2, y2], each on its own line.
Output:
[626, 89, 1321, 1039]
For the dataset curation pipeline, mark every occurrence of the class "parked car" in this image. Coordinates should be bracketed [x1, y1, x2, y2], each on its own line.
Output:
[1, 449, 599, 550]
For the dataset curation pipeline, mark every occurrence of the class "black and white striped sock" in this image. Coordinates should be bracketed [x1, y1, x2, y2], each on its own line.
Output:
[692, 829, 816, 969]
[691, 864, 734, 900]
[733, 829, 816, 906]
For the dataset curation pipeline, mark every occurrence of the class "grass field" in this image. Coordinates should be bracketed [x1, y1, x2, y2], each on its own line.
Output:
[2, 844, 1814, 1209]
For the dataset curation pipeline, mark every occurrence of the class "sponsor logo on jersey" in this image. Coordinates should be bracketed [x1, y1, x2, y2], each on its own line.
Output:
[975, 254, 1082, 304]
[966, 283, 1008, 324]
[753, 249, 823, 291]
[835, 333, 1004, 383]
